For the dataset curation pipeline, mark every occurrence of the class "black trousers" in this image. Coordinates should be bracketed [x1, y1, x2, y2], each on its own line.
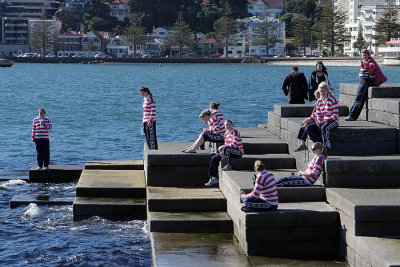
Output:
[143, 121, 158, 150]
[35, 139, 50, 168]
[208, 146, 242, 178]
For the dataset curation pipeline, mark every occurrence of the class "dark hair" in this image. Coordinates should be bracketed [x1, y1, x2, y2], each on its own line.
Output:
[209, 102, 220, 110]
[291, 65, 298, 72]
[38, 108, 46, 115]
[139, 86, 152, 97]
[224, 119, 233, 126]
[316, 61, 328, 74]
[312, 142, 328, 158]
[254, 160, 265, 172]
[199, 109, 211, 118]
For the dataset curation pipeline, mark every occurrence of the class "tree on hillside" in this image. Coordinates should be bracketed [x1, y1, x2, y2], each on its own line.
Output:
[282, 0, 318, 38]
[314, 0, 349, 56]
[30, 18, 57, 57]
[214, 3, 238, 58]
[168, 12, 194, 57]
[123, 12, 147, 57]
[252, 16, 281, 57]
[292, 15, 312, 56]
[354, 28, 367, 53]
[373, 0, 400, 46]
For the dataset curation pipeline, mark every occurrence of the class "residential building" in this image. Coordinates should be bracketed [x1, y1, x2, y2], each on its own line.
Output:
[247, 0, 283, 18]
[106, 35, 144, 58]
[57, 31, 83, 57]
[64, 0, 87, 9]
[28, 19, 61, 54]
[151, 26, 172, 41]
[197, 37, 217, 57]
[81, 31, 113, 57]
[110, 0, 127, 22]
[224, 33, 247, 57]
[378, 38, 400, 64]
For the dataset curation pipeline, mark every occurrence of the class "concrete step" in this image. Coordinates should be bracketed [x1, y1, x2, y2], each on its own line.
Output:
[272, 104, 349, 118]
[76, 170, 146, 198]
[231, 153, 296, 171]
[73, 197, 146, 220]
[228, 201, 339, 258]
[148, 211, 233, 233]
[324, 155, 400, 187]
[281, 117, 398, 155]
[239, 127, 289, 154]
[147, 186, 226, 212]
[369, 98, 400, 128]
[10, 194, 74, 208]
[220, 170, 326, 204]
[327, 188, 400, 236]
[85, 160, 144, 170]
[340, 83, 400, 99]
[29, 165, 83, 183]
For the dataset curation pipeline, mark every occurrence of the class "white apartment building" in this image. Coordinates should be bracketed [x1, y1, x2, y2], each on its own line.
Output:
[224, 33, 247, 57]
[110, 0, 127, 22]
[247, 0, 283, 18]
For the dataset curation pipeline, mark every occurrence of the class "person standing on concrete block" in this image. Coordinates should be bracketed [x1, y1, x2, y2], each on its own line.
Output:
[297, 82, 339, 150]
[240, 160, 278, 212]
[182, 105, 225, 153]
[276, 142, 326, 186]
[345, 49, 387, 121]
[309, 61, 332, 101]
[139, 86, 158, 150]
[32, 108, 52, 170]
[282, 65, 309, 104]
[205, 119, 243, 187]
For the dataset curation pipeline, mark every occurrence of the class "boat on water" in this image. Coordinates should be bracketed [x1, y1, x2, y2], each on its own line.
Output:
[0, 58, 14, 67]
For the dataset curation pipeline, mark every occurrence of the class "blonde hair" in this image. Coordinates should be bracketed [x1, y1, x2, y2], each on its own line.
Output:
[199, 109, 211, 118]
[254, 160, 265, 172]
[312, 142, 328, 158]
[316, 81, 332, 96]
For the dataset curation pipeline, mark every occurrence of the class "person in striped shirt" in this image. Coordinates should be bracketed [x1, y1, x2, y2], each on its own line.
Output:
[276, 142, 326, 187]
[297, 82, 339, 149]
[205, 119, 244, 186]
[139, 86, 158, 150]
[182, 103, 225, 153]
[32, 108, 52, 170]
[240, 160, 278, 212]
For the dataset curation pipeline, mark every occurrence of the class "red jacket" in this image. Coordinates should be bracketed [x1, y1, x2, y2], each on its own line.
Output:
[361, 57, 387, 86]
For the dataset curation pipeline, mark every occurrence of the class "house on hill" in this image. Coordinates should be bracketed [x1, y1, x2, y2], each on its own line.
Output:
[110, 0, 127, 22]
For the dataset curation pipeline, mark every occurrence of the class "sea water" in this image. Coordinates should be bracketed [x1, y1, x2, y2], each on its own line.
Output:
[0, 63, 399, 266]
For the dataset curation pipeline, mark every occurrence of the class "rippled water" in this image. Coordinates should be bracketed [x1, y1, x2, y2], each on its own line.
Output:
[0, 63, 399, 266]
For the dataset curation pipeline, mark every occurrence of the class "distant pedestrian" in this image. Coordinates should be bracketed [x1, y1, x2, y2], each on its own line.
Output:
[139, 86, 158, 150]
[276, 142, 326, 186]
[282, 65, 309, 104]
[240, 160, 278, 212]
[309, 61, 332, 101]
[345, 49, 387, 121]
[32, 108, 52, 170]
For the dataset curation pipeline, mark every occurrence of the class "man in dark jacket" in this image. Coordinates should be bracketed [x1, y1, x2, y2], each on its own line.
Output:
[282, 65, 309, 104]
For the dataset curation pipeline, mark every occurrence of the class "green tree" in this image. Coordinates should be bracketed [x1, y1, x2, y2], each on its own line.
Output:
[213, 3, 238, 58]
[354, 27, 367, 53]
[292, 15, 312, 55]
[252, 16, 281, 57]
[314, 0, 349, 56]
[373, 0, 400, 46]
[30, 18, 56, 57]
[87, 40, 95, 52]
[168, 12, 194, 57]
[123, 12, 147, 58]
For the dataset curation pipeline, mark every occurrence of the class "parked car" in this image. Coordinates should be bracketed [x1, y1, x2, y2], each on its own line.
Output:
[72, 54, 83, 58]
[46, 54, 56, 57]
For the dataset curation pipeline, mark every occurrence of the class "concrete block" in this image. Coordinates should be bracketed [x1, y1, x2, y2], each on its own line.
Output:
[73, 197, 146, 219]
[148, 211, 233, 233]
[10, 194, 74, 208]
[242, 137, 288, 155]
[267, 111, 281, 127]
[29, 165, 83, 183]
[267, 123, 281, 137]
[85, 160, 144, 170]
[328, 140, 398, 156]
[76, 170, 146, 198]
[325, 155, 400, 174]
[340, 83, 359, 96]
[146, 165, 209, 187]
[231, 153, 296, 170]
[369, 84, 400, 98]
[369, 109, 400, 128]
[147, 186, 226, 212]
[369, 98, 400, 114]
[353, 236, 400, 267]
[273, 104, 347, 118]
[325, 172, 400, 188]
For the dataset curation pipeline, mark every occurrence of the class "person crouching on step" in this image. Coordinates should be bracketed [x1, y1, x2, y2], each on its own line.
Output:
[276, 142, 327, 187]
[240, 160, 278, 212]
[205, 119, 244, 187]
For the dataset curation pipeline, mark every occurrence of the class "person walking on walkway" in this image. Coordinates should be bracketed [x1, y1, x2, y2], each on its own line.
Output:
[32, 108, 52, 170]
[205, 119, 243, 187]
[282, 65, 309, 104]
[240, 160, 278, 212]
[309, 61, 332, 101]
[345, 49, 387, 121]
[140, 86, 158, 150]
[276, 142, 326, 186]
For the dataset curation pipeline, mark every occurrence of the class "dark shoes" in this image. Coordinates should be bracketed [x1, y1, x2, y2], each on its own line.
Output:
[344, 116, 356, 121]
[294, 145, 307, 152]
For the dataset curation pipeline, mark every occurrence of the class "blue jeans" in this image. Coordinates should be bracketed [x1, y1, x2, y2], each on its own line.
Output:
[348, 79, 375, 120]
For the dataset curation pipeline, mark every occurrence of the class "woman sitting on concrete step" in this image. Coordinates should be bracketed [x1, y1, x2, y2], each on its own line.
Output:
[276, 142, 326, 187]
[295, 82, 339, 150]
[240, 160, 278, 212]
[205, 119, 244, 187]
[182, 104, 225, 153]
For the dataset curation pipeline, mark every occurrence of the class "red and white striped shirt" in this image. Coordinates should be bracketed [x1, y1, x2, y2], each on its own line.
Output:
[309, 95, 339, 123]
[302, 154, 324, 185]
[245, 170, 278, 205]
[207, 110, 225, 135]
[142, 95, 156, 123]
[224, 129, 244, 155]
[32, 117, 52, 140]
